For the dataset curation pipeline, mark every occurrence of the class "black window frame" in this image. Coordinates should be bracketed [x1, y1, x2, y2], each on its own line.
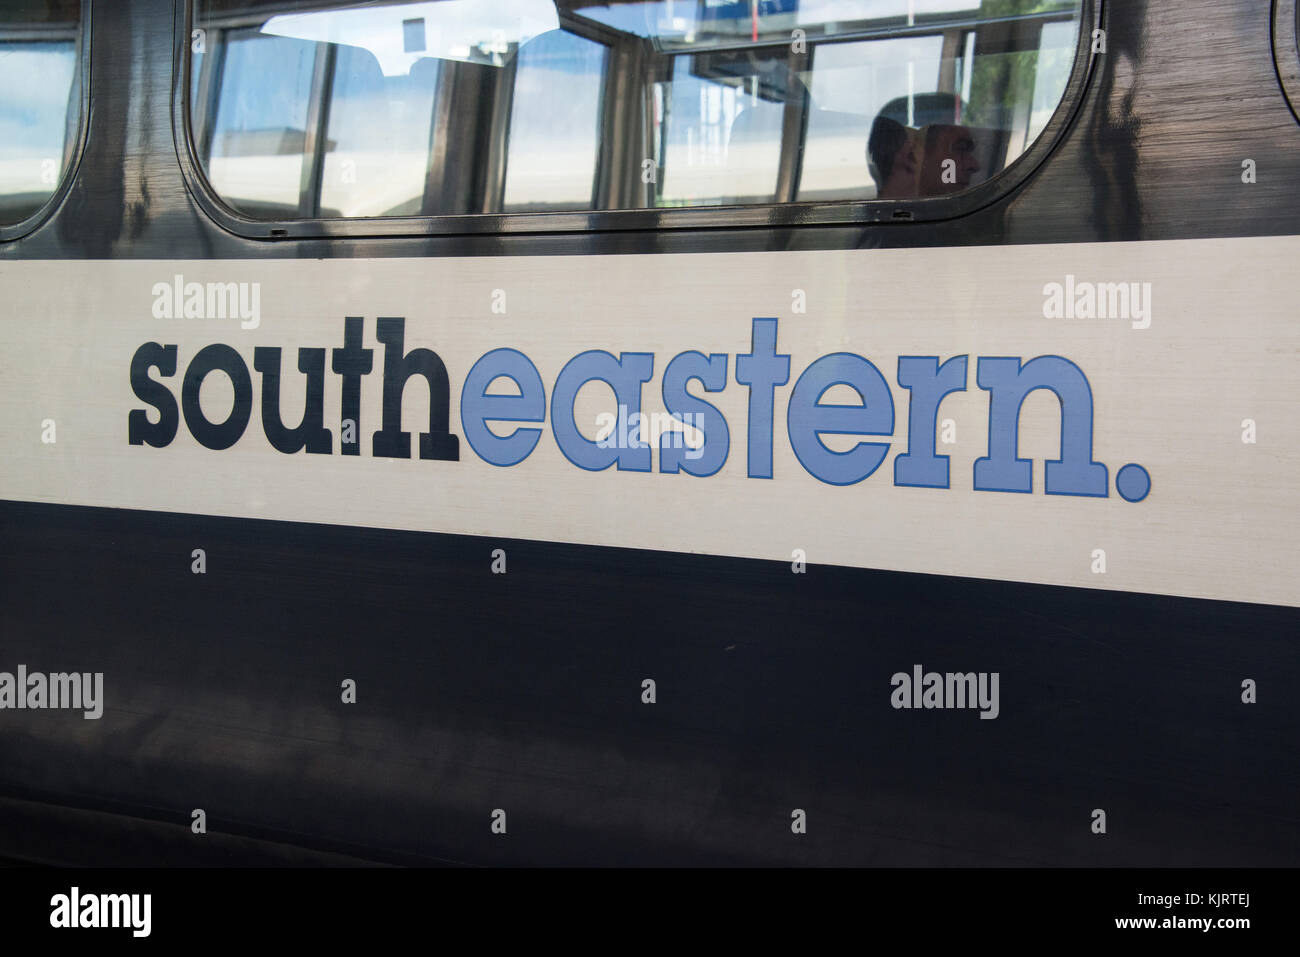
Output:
[1274, 0, 1300, 126]
[0, 0, 92, 243]
[172, 0, 1102, 241]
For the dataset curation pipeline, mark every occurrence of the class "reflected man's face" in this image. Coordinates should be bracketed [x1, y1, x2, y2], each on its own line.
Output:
[880, 126, 921, 199]
[919, 124, 980, 195]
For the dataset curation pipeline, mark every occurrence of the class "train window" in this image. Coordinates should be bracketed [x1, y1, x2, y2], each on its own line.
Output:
[318, 40, 441, 216]
[796, 35, 945, 202]
[502, 29, 607, 212]
[185, 0, 1088, 224]
[0, 1, 83, 229]
[654, 48, 787, 205]
[204, 31, 318, 216]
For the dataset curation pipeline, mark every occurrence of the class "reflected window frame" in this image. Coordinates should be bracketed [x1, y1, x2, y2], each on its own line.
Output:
[0, 0, 92, 243]
[173, 0, 1101, 241]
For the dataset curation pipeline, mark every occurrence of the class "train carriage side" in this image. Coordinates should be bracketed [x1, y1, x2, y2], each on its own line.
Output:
[0, 0, 1297, 866]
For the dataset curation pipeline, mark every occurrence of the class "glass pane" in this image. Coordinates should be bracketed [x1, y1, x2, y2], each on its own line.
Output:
[205, 31, 317, 216]
[503, 29, 605, 211]
[1026, 18, 1078, 146]
[656, 50, 785, 206]
[320, 41, 440, 217]
[798, 36, 945, 201]
[0, 1, 81, 227]
[189, 0, 1085, 218]
[191, 45, 203, 107]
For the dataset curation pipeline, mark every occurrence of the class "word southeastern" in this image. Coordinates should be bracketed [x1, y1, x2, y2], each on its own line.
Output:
[127, 316, 1149, 500]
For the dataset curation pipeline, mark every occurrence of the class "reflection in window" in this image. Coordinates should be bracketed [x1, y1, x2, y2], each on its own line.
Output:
[206, 32, 316, 216]
[0, 3, 81, 227]
[799, 36, 945, 201]
[188, 0, 1085, 219]
[655, 51, 785, 206]
[321, 42, 440, 217]
[1027, 19, 1079, 146]
[503, 30, 605, 211]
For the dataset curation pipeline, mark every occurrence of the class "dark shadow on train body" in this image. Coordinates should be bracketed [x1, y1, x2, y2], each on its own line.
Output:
[1082, 0, 1144, 241]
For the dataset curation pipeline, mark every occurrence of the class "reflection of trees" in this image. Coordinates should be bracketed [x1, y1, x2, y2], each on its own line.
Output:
[974, 0, 1078, 12]
[967, 0, 1077, 130]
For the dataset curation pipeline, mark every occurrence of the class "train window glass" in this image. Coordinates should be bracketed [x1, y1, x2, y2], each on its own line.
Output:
[191, 43, 203, 109]
[654, 50, 786, 205]
[319, 42, 441, 217]
[187, 0, 1085, 220]
[797, 36, 944, 202]
[1026, 19, 1077, 145]
[0, 1, 82, 227]
[502, 29, 606, 211]
[205, 31, 318, 216]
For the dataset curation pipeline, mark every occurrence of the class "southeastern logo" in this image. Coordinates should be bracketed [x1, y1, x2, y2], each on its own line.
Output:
[127, 316, 1150, 502]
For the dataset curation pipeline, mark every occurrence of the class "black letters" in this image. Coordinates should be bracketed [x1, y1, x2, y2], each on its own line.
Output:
[331, 316, 372, 457]
[253, 347, 332, 454]
[372, 317, 459, 461]
[132, 318, 455, 462]
[181, 344, 253, 450]
[128, 342, 179, 447]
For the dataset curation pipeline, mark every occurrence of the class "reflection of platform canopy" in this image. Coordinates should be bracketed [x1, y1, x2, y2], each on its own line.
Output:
[187, 0, 1083, 216]
[262, 1, 561, 74]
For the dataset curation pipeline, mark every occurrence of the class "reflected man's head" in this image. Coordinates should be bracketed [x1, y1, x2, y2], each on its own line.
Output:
[870, 93, 979, 198]
[918, 123, 980, 195]
[867, 115, 920, 199]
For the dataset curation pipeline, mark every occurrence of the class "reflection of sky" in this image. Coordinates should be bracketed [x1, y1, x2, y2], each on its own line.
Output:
[210, 33, 315, 140]
[810, 34, 942, 114]
[504, 29, 605, 208]
[261, 0, 559, 75]
[0, 42, 75, 160]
